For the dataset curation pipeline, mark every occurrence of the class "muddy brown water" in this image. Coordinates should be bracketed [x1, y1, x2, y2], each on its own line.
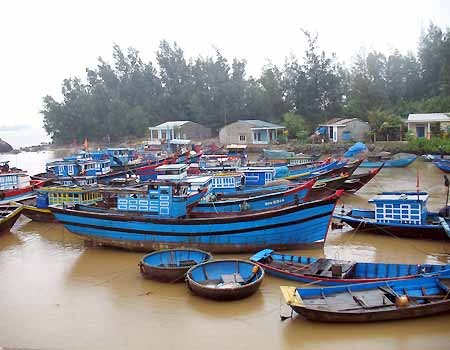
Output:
[0, 152, 450, 349]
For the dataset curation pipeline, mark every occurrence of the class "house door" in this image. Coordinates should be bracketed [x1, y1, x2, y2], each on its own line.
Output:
[416, 126, 425, 138]
[333, 128, 338, 142]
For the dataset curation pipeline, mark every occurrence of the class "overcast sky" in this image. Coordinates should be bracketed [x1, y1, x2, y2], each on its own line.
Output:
[0, 0, 449, 135]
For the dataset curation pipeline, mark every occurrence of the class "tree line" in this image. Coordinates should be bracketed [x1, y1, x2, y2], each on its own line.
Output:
[41, 24, 450, 144]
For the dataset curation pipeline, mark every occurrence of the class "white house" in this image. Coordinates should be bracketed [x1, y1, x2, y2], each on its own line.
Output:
[407, 113, 450, 139]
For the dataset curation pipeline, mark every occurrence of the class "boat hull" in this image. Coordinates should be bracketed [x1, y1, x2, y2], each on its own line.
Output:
[51, 195, 339, 253]
[139, 249, 213, 282]
[335, 213, 450, 241]
[186, 260, 264, 300]
[22, 206, 57, 223]
[0, 205, 23, 234]
[359, 157, 416, 168]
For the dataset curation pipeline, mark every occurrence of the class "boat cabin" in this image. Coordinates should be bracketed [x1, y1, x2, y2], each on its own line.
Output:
[116, 182, 194, 218]
[0, 171, 31, 190]
[185, 175, 213, 192]
[37, 186, 103, 208]
[156, 164, 188, 181]
[211, 172, 245, 194]
[55, 176, 98, 187]
[47, 157, 111, 177]
[106, 148, 136, 167]
[238, 167, 275, 186]
[364, 192, 429, 225]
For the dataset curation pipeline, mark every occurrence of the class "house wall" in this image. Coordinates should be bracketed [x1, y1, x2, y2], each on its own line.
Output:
[219, 121, 253, 144]
[178, 122, 212, 140]
[340, 120, 370, 141]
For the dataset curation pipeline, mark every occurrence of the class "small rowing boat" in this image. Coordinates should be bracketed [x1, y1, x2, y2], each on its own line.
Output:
[280, 274, 450, 322]
[0, 203, 23, 234]
[250, 249, 450, 285]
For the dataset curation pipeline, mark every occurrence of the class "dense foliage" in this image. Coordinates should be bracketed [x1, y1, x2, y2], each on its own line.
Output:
[42, 24, 450, 144]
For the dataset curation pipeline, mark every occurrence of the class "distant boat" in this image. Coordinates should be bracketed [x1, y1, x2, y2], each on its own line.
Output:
[186, 259, 264, 300]
[359, 154, 417, 168]
[433, 159, 450, 173]
[280, 274, 450, 322]
[50, 181, 343, 253]
[334, 191, 450, 241]
[0, 203, 23, 234]
[139, 248, 213, 282]
[250, 249, 450, 285]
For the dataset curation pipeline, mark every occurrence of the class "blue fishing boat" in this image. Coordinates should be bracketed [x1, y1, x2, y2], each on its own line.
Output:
[334, 191, 450, 241]
[186, 259, 264, 300]
[280, 274, 450, 322]
[49, 181, 342, 253]
[191, 180, 314, 213]
[433, 159, 450, 173]
[359, 154, 417, 168]
[250, 249, 450, 285]
[139, 248, 213, 282]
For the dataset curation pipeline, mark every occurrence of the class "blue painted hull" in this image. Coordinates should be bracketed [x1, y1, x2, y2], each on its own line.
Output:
[433, 160, 450, 173]
[192, 182, 313, 213]
[359, 156, 416, 168]
[250, 249, 450, 285]
[50, 194, 340, 253]
[334, 211, 450, 241]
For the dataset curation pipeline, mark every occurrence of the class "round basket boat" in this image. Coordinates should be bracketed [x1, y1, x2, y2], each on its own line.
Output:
[186, 259, 264, 300]
[139, 248, 213, 282]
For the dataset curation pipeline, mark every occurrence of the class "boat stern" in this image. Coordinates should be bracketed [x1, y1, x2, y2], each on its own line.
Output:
[280, 286, 303, 308]
[249, 249, 274, 262]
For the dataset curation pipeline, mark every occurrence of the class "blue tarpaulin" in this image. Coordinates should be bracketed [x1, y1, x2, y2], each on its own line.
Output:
[344, 142, 367, 157]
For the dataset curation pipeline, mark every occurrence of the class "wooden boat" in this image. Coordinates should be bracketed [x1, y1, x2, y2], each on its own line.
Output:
[0, 203, 23, 234]
[359, 154, 416, 168]
[0, 161, 45, 204]
[307, 174, 350, 201]
[191, 180, 314, 213]
[21, 186, 103, 223]
[280, 274, 450, 322]
[250, 249, 450, 285]
[138, 248, 213, 282]
[334, 191, 450, 241]
[433, 159, 450, 173]
[49, 181, 342, 253]
[339, 164, 383, 193]
[186, 259, 264, 300]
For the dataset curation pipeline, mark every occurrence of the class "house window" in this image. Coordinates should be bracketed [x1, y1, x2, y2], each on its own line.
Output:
[239, 135, 246, 141]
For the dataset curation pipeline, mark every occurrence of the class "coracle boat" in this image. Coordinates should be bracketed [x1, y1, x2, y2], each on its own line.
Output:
[0, 203, 23, 234]
[280, 274, 450, 322]
[334, 191, 450, 241]
[186, 259, 264, 300]
[50, 181, 342, 253]
[139, 248, 213, 282]
[250, 249, 450, 285]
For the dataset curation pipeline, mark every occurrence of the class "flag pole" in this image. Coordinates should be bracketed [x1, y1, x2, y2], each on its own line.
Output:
[445, 175, 450, 217]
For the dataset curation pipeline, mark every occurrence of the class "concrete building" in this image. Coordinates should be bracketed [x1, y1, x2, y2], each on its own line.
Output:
[148, 121, 212, 142]
[407, 113, 450, 139]
[318, 118, 370, 143]
[219, 120, 286, 145]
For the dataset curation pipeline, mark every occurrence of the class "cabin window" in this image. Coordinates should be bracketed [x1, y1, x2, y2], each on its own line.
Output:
[239, 135, 246, 141]
[160, 189, 169, 195]
[384, 204, 393, 220]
